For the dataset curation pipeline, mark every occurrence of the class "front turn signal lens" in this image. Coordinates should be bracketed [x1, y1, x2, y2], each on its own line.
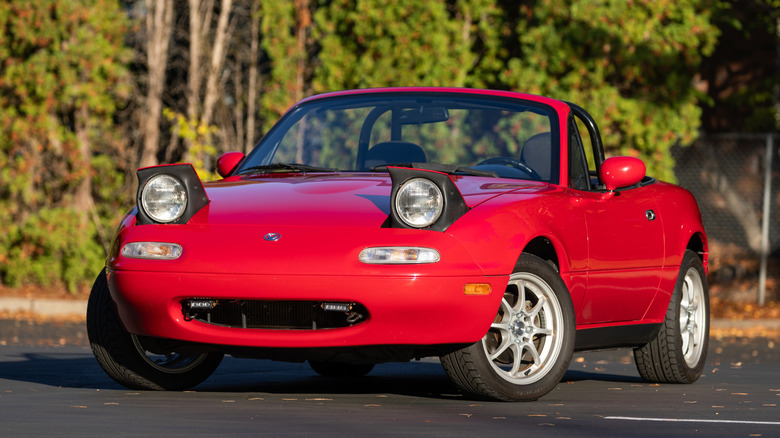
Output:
[464, 283, 492, 295]
[121, 242, 183, 260]
[358, 247, 440, 264]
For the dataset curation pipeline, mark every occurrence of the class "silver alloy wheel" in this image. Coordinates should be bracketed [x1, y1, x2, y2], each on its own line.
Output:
[680, 266, 707, 368]
[131, 334, 210, 374]
[482, 272, 564, 385]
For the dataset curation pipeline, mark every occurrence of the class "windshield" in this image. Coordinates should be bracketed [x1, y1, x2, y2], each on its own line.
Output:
[238, 92, 558, 181]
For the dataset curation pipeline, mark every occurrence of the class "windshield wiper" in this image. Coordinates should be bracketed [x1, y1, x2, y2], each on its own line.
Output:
[238, 163, 339, 175]
[371, 163, 498, 178]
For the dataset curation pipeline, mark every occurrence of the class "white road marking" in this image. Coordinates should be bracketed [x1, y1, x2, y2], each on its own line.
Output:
[605, 416, 780, 426]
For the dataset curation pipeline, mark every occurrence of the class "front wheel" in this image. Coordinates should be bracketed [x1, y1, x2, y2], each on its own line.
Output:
[634, 250, 709, 383]
[440, 254, 575, 401]
[86, 269, 223, 390]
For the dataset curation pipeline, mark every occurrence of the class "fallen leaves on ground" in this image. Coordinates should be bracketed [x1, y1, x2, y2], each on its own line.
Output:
[710, 297, 780, 320]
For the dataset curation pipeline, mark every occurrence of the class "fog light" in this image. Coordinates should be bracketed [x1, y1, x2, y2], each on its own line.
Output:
[322, 302, 352, 312]
[464, 283, 492, 295]
[184, 299, 215, 310]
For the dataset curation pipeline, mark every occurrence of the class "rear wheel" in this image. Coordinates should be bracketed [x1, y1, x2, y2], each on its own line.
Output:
[634, 250, 709, 383]
[86, 269, 223, 390]
[440, 254, 575, 401]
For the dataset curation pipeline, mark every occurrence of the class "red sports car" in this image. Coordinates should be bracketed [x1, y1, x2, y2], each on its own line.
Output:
[87, 88, 709, 401]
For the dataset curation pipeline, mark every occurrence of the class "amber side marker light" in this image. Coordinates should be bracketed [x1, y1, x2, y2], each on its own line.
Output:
[464, 283, 492, 295]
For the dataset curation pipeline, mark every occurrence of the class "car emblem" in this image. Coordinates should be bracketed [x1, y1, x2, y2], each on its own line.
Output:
[263, 232, 281, 242]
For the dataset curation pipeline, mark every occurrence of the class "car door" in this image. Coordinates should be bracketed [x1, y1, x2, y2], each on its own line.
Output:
[576, 188, 665, 324]
[566, 112, 664, 324]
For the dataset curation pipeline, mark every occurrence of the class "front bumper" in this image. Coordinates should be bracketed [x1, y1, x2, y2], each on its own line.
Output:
[107, 269, 507, 348]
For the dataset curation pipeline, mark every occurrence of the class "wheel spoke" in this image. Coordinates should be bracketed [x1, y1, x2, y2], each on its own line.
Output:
[500, 295, 514, 315]
[525, 294, 547, 318]
[508, 343, 524, 375]
[491, 321, 509, 330]
[681, 324, 690, 353]
[488, 332, 513, 361]
[535, 327, 553, 336]
[523, 341, 542, 365]
[517, 284, 527, 313]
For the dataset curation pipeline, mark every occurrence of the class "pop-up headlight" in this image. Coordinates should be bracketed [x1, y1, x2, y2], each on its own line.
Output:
[395, 178, 444, 228]
[135, 164, 209, 225]
[141, 175, 187, 223]
[388, 167, 468, 231]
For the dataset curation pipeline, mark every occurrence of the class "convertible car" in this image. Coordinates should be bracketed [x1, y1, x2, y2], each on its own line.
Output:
[87, 87, 709, 401]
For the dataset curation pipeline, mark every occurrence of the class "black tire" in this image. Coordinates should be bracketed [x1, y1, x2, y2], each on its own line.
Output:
[634, 250, 709, 383]
[86, 269, 223, 390]
[309, 361, 375, 377]
[440, 254, 575, 401]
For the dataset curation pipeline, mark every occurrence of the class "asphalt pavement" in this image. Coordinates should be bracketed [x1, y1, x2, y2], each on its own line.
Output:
[1, 296, 778, 437]
[1, 340, 779, 437]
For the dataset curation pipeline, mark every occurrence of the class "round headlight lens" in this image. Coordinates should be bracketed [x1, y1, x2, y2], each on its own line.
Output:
[395, 178, 444, 228]
[141, 175, 187, 223]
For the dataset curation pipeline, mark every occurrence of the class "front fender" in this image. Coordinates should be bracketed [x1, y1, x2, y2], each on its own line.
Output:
[445, 186, 588, 277]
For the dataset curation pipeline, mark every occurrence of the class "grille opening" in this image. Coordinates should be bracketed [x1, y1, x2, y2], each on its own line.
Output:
[181, 299, 368, 330]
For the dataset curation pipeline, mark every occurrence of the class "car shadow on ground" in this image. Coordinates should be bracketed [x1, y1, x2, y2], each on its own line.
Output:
[0, 348, 645, 399]
[197, 358, 466, 399]
[0, 349, 122, 390]
[563, 369, 644, 383]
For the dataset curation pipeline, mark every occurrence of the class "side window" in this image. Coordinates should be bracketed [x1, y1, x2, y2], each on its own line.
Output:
[568, 103, 608, 190]
[574, 116, 597, 175]
[568, 118, 590, 190]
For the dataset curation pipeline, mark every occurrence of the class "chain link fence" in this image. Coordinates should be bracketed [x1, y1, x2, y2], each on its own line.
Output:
[672, 133, 779, 304]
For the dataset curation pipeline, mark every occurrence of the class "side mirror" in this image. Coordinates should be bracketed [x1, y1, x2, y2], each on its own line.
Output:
[216, 151, 245, 177]
[600, 156, 646, 191]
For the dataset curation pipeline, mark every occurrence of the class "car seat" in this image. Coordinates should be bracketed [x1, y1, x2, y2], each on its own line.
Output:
[364, 141, 427, 170]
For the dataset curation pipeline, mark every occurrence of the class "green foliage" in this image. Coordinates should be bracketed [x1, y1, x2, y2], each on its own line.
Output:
[258, 0, 305, 130]
[312, 0, 475, 90]
[164, 109, 219, 181]
[2, 208, 106, 292]
[487, 0, 720, 182]
[0, 0, 131, 291]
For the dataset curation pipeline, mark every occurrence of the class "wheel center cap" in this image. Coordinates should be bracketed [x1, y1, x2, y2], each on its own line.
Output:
[512, 320, 526, 337]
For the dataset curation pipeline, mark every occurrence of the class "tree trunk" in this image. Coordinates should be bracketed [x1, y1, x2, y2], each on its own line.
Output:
[245, 0, 260, 154]
[294, 0, 310, 103]
[185, 0, 233, 164]
[73, 105, 92, 218]
[139, 0, 174, 169]
[233, 60, 244, 155]
[187, 0, 208, 123]
[202, 0, 234, 127]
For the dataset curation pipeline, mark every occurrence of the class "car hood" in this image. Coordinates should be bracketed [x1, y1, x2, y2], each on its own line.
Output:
[198, 173, 543, 227]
